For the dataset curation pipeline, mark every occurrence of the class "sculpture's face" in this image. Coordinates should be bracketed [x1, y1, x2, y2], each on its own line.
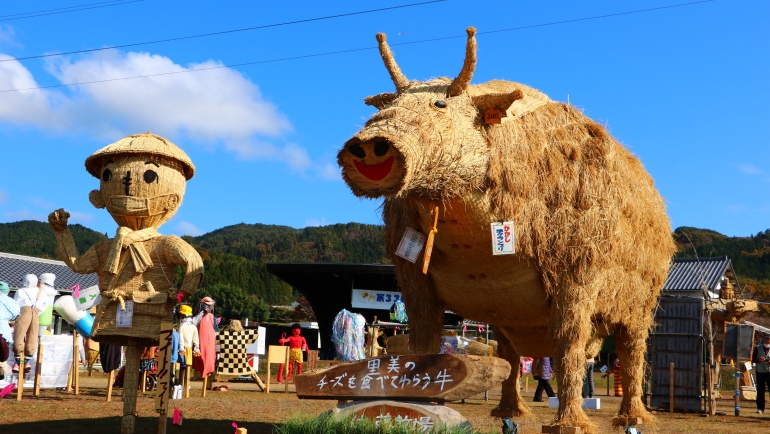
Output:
[90, 154, 186, 230]
[291, 327, 301, 336]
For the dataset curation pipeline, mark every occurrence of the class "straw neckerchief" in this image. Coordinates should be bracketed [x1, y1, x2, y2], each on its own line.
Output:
[421, 206, 439, 274]
[104, 226, 160, 275]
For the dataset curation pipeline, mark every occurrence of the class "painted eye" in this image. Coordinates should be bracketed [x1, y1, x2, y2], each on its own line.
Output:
[434, 100, 447, 108]
[348, 144, 366, 159]
[374, 141, 390, 157]
[143, 170, 158, 183]
[102, 168, 112, 182]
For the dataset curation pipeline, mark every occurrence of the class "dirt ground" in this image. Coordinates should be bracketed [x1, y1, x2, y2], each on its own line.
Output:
[1, 373, 769, 434]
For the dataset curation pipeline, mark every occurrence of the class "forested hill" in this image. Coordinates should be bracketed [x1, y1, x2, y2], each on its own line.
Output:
[674, 226, 770, 282]
[0, 220, 387, 310]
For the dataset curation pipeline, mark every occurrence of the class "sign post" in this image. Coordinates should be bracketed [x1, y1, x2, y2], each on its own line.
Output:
[155, 321, 174, 434]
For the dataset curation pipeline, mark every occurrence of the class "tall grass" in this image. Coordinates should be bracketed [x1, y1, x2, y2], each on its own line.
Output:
[273, 413, 480, 434]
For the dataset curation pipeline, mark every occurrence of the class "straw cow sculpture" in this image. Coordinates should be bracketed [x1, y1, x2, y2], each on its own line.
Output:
[338, 28, 675, 432]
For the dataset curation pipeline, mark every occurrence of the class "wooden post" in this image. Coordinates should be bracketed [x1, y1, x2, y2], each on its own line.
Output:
[72, 331, 79, 394]
[734, 359, 741, 416]
[706, 366, 714, 416]
[284, 346, 290, 394]
[34, 343, 43, 396]
[121, 339, 139, 434]
[74, 342, 80, 396]
[266, 358, 271, 394]
[607, 368, 610, 396]
[525, 376, 529, 393]
[142, 371, 148, 393]
[16, 353, 24, 401]
[201, 374, 207, 397]
[107, 370, 115, 401]
[669, 362, 675, 414]
[184, 365, 191, 398]
[155, 322, 173, 434]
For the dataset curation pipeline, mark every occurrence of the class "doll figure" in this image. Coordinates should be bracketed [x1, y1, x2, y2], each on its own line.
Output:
[48, 133, 203, 433]
[277, 323, 307, 383]
[178, 304, 199, 366]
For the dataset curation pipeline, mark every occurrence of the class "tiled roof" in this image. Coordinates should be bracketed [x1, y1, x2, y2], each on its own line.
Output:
[0, 251, 98, 293]
[662, 256, 731, 292]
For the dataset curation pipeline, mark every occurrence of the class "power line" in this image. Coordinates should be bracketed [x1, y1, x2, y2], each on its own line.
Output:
[0, 0, 145, 23]
[0, 0, 447, 63]
[0, 0, 714, 94]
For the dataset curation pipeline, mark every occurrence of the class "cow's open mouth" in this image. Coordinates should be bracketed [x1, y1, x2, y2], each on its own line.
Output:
[354, 157, 394, 181]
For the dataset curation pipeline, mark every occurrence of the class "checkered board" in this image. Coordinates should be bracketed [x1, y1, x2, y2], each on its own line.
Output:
[216, 329, 259, 375]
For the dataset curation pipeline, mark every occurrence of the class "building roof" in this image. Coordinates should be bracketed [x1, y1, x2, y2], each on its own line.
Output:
[662, 256, 731, 292]
[0, 251, 98, 292]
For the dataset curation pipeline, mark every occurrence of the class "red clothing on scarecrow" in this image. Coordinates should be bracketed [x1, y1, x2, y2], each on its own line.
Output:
[193, 297, 218, 377]
[277, 324, 307, 383]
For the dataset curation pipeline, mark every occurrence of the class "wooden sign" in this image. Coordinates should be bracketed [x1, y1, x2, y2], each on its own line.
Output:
[155, 321, 174, 411]
[485, 107, 503, 124]
[295, 354, 510, 402]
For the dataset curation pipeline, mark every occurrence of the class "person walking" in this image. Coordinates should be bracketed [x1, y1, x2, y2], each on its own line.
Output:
[752, 335, 770, 414]
[533, 357, 556, 402]
[582, 356, 595, 399]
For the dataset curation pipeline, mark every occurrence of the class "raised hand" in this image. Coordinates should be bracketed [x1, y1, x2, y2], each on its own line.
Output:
[48, 208, 70, 231]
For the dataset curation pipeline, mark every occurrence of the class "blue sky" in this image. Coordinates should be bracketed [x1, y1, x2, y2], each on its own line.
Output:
[0, 0, 767, 237]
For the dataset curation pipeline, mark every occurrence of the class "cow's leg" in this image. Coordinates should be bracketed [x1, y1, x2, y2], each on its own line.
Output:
[495, 326, 533, 417]
[550, 295, 594, 433]
[615, 323, 655, 426]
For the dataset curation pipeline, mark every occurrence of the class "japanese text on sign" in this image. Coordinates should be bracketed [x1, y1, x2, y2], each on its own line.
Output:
[315, 356, 453, 392]
[351, 289, 402, 310]
[490, 221, 515, 255]
[395, 228, 425, 263]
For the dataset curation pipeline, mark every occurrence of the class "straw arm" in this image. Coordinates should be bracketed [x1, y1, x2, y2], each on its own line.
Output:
[52, 227, 100, 274]
[163, 235, 204, 295]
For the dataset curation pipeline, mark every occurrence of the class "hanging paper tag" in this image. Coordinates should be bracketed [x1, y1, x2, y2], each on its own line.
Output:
[74, 285, 102, 311]
[116, 300, 135, 328]
[490, 221, 515, 255]
[395, 227, 426, 263]
[485, 107, 503, 124]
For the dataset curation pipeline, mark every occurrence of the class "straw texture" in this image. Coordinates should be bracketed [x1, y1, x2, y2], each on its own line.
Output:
[337, 28, 674, 434]
[85, 132, 195, 180]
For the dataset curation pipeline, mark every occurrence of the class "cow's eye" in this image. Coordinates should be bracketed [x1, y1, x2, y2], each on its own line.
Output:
[143, 170, 158, 183]
[102, 168, 112, 182]
[434, 100, 447, 108]
[348, 144, 366, 159]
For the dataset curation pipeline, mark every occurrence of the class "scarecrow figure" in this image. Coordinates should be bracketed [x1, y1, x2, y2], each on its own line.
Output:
[48, 132, 203, 434]
[277, 323, 307, 382]
[193, 296, 217, 391]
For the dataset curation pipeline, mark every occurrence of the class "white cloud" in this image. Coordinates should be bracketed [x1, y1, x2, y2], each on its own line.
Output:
[29, 196, 54, 209]
[304, 217, 328, 227]
[0, 50, 330, 170]
[68, 211, 95, 224]
[6, 209, 45, 221]
[0, 189, 8, 204]
[0, 25, 19, 48]
[738, 164, 762, 175]
[175, 220, 204, 236]
[316, 163, 341, 181]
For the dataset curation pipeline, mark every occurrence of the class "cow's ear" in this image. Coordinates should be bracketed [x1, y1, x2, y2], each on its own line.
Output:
[365, 92, 398, 110]
[471, 89, 523, 115]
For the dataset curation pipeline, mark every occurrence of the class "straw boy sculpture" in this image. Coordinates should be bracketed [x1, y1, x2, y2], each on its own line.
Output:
[48, 133, 203, 433]
[337, 28, 675, 432]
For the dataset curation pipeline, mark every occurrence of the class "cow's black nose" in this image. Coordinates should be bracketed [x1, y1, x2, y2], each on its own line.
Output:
[348, 144, 366, 158]
[374, 141, 390, 157]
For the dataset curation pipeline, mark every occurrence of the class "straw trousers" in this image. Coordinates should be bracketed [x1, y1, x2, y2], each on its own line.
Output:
[13, 306, 39, 357]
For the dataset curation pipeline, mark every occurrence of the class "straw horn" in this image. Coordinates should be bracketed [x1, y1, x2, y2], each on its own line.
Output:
[447, 27, 477, 97]
[376, 33, 410, 93]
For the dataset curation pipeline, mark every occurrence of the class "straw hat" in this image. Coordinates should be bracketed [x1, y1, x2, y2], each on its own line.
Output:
[200, 296, 215, 305]
[179, 305, 192, 316]
[85, 132, 195, 180]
